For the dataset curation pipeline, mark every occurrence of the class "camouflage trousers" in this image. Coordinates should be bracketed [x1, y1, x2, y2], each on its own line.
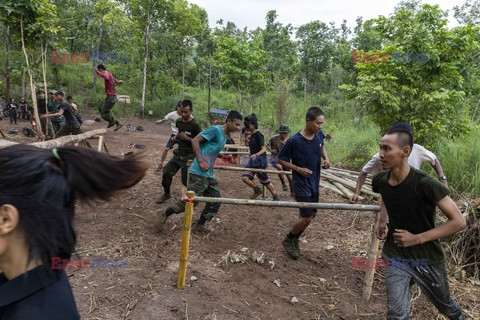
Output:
[162, 151, 195, 194]
[99, 94, 118, 126]
[167, 173, 222, 221]
[40, 118, 55, 139]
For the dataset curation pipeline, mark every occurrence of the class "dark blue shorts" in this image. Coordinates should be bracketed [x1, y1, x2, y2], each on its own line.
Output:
[165, 134, 176, 148]
[243, 157, 270, 185]
[295, 194, 319, 218]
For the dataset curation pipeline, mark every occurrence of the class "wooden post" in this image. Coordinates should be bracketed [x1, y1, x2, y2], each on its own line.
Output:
[177, 190, 195, 289]
[362, 211, 381, 301]
[97, 135, 104, 152]
[103, 141, 109, 154]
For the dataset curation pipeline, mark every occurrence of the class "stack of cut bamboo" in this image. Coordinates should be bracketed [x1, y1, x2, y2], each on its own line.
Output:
[321, 167, 380, 201]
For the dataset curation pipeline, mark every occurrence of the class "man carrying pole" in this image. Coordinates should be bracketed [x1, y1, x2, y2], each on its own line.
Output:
[158, 111, 243, 233]
[277, 107, 330, 259]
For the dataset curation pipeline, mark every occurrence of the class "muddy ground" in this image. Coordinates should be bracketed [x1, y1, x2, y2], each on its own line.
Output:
[1, 114, 478, 320]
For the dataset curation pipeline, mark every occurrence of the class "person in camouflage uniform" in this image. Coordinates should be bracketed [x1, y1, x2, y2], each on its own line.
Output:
[158, 111, 243, 233]
[156, 100, 201, 204]
[48, 90, 65, 132]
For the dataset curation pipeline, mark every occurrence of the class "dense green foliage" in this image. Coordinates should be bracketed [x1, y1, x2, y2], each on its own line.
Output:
[0, 0, 479, 195]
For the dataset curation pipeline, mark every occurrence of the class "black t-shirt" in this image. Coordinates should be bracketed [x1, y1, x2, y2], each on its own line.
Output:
[372, 167, 449, 264]
[6, 103, 17, 111]
[248, 131, 265, 155]
[176, 117, 201, 155]
[59, 101, 79, 127]
[37, 98, 47, 114]
[19, 100, 28, 110]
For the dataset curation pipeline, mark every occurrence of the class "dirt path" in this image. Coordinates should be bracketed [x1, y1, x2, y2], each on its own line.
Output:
[2, 114, 478, 319]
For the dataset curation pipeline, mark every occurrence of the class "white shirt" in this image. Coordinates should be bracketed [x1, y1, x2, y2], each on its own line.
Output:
[164, 111, 181, 134]
[362, 144, 437, 175]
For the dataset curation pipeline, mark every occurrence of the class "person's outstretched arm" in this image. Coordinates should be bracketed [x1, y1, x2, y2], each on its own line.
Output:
[431, 159, 448, 187]
[349, 170, 368, 203]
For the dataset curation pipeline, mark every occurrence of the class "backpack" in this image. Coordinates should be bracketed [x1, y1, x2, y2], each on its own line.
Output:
[22, 127, 36, 137]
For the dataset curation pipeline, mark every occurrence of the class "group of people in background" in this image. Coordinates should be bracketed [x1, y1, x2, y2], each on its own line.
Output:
[0, 97, 34, 124]
[154, 104, 465, 319]
[0, 63, 122, 140]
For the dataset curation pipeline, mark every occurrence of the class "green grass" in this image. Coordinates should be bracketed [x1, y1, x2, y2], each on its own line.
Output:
[433, 128, 480, 197]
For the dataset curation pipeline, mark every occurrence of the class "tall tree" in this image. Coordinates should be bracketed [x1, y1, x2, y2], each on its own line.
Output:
[341, 3, 479, 146]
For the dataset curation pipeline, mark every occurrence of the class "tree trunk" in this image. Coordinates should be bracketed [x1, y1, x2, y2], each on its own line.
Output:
[20, 15, 43, 139]
[303, 78, 307, 105]
[238, 86, 242, 114]
[41, 41, 50, 138]
[207, 61, 211, 123]
[21, 70, 26, 97]
[92, 18, 103, 91]
[4, 26, 10, 101]
[181, 52, 185, 99]
[140, 13, 152, 120]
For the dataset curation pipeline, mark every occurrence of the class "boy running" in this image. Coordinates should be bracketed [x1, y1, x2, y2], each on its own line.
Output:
[94, 64, 124, 131]
[277, 107, 330, 259]
[241, 114, 279, 200]
[156, 100, 201, 204]
[158, 111, 243, 233]
[373, 122, 465, 319]
[155, 101, 182, 172]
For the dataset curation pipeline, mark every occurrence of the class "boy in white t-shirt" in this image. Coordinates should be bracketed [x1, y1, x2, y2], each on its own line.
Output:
[155, 101, 182, 172]
[350, 130, 448, 204]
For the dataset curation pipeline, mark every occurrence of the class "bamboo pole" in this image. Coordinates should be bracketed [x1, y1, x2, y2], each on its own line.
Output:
[0, 139, 17, 148]
[194, 196, 379, 211]
[362, 211, 381, 301]
[30, 129, 107, 149]
[319, 180, 344, 195]
[220, 151, 271, 156]
[177, 190, 195, 289]
[332, 181, 355, 198]
[97, 135, 104, 152]
[224, 144, 249, 150]
[0, 129, 108, 150]
[214, 166, 292, 175]
[322, 171, 379, 198]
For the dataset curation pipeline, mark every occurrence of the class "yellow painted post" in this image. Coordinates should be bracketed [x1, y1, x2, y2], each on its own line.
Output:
[177, 190, 195, 289]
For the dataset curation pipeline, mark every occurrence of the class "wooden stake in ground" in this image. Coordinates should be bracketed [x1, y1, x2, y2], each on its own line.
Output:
[362, 211, 381, 301]
[177, 190, 195, 289]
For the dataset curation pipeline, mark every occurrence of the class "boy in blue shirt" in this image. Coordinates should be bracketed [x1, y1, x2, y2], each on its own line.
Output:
[277, 107, 330, 259]
[158, 111, 243, 232]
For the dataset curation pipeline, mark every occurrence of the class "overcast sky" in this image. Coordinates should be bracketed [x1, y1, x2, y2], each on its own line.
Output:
[188, 0, 465, 31]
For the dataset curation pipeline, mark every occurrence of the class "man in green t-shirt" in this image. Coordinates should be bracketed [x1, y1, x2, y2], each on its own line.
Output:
[157, 111, 243, 233]
[372, 121, 466, 320]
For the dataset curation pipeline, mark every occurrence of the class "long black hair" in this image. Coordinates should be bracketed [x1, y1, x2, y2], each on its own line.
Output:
[0, 145, 147, 263]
